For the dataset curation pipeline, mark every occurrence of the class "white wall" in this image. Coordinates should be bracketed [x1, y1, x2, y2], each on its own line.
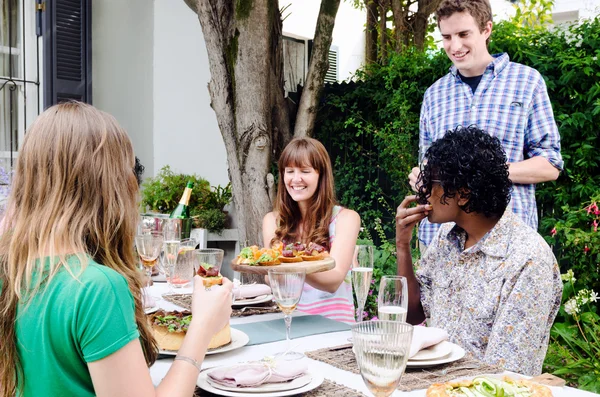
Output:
[153, 0, 229, 187]
[92, 0, 155, 176]
[281, 0, 366, 81]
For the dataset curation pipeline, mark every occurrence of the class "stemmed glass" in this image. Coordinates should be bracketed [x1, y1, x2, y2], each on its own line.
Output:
[135, 232, 164, 288]
[162, 220, 181, 293]
[352, 245, 374, 322]
[268, 269, 306, 360]
[352, 321, 413, 397]
[377, 276, 408, 322]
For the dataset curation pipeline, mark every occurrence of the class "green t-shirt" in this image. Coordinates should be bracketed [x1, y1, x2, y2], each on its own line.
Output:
[13, 255, 140, 397]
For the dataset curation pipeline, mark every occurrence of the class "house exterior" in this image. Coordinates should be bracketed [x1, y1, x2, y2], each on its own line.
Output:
[1, 0, 598, 188]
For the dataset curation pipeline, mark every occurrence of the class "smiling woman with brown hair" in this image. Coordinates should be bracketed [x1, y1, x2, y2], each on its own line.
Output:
[0, 102, 232, 397]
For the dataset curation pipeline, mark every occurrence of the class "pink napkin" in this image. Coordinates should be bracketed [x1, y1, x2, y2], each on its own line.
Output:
[143, 289, 156, 309]
[409, 326, 449, 358]
[233, 284, 272, 299]
[208, 360, 307, 388]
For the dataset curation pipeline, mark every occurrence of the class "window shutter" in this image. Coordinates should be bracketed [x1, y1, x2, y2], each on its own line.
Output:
[43, 0, 92, 108]
[324, 48, 338, 84]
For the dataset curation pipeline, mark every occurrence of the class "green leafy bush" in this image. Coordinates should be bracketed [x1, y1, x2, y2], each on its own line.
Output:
[191, 207, 228, 233]
[141, 165, 211, 214]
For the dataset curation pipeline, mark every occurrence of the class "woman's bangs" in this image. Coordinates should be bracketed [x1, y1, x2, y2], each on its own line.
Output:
[281, 145, 314, 169]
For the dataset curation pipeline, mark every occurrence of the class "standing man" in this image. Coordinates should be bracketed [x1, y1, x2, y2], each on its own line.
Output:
[410, 0, 563, 248]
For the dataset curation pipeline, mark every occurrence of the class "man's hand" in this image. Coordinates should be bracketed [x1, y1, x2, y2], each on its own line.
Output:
[396, 195, 431, 246]
[408, 166, 421, 192]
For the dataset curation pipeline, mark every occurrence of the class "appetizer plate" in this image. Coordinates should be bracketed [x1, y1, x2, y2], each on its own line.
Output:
[159, 329, 249, 356]
[407, 342, 465, 368]
[197, 371, 324, 397]
[144, 306, 160, 315]
[206, 373, 313, 393]
[410, 340, 454, 361]
[231, 257, 335, 275]
[232, 294, 273, 307]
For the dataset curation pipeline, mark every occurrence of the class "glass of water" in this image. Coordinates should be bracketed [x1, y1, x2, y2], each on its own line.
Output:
[377, 276, 408, 322]
[352, 245, 374, 322]
[168, 238, 196, 289]
[352, 321, 413, 397]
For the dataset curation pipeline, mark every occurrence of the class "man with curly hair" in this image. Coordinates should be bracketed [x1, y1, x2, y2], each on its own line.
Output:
[409, 0, 563, 248]
[396, 126, 562, 376]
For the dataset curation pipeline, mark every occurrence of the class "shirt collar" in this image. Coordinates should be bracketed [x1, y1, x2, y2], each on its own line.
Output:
[443, 207, 514, 258]
[450, 52, 510, 79]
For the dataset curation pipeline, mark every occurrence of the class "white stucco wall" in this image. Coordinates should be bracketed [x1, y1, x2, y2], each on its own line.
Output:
[92, 0, 155, 176]
[153, 0, 229, 187]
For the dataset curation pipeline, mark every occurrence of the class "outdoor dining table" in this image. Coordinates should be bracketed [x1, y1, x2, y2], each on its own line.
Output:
[147, 282, 598, 396]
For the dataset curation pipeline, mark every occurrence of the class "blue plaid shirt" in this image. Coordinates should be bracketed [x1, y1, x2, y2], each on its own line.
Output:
[418, 53, 563, 246]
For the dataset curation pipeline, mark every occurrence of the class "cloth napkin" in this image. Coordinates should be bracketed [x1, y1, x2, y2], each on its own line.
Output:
[233, 284, 272, 299]
[208, 360, 308, 388]
[409, 325, 449, 358]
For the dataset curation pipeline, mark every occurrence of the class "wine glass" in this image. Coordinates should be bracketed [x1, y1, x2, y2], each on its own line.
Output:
[161, 220, 181, 292]
[352, 321, 413, 397]
[135, 232, 164, 288]
[268, 269, 306, 360]
[352, 245, 374, 322]
[377, 276, 408, 322]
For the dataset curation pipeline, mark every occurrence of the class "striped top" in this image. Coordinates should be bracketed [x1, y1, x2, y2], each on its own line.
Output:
[418, 53, 563, 246]
[295, 206, 356, 323]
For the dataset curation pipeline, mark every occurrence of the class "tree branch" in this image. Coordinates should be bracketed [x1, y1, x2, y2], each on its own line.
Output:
[182, 0, 198, 14]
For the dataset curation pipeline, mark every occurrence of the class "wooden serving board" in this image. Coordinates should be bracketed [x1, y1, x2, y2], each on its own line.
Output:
[230, 257, 335, 275]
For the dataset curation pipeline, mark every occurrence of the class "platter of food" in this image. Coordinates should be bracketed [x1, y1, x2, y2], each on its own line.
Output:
[426, 375, 558, 397]
[230, 242, 335, 275]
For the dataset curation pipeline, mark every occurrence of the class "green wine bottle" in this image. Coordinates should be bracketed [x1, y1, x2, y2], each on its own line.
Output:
[170, 181, 194, 219]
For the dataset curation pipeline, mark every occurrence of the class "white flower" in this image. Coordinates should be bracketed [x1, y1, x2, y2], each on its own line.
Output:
[561, 269, 576, 283]
[590, 291, 599, 303]
[564, 298, 580, 316]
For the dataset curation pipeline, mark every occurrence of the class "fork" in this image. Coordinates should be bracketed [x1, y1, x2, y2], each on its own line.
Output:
[238, 305, 278, 312]
[421, 364, 481, 376]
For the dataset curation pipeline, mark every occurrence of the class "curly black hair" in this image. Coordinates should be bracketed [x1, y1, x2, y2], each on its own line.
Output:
[134, 156, 145, 187]
[416, 126, 512, 218]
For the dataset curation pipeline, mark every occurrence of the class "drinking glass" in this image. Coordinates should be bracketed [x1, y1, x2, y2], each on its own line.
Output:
[268, 269, 306, 360]
[352, 321, 413, 397]
[194, 248, 225, 287]
[352, 245, 374, 322]
[377, 276, 408, 322]
[161, 220, 181, 291]
[168, 238, 197, 289]
[135, 232, 164, 288]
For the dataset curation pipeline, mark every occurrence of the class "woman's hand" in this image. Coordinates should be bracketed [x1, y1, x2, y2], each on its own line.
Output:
[191, 276, 233, 335]
[396, 195, 431, 247]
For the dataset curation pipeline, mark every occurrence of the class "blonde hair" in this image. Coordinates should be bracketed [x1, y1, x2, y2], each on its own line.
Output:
[0, 102, 157, 396]
[272, 137, 336, 249]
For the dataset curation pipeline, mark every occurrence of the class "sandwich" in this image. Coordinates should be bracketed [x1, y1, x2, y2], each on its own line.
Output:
[301, 242, 328, 261]
[235, 246, 281, 266]
[197, 262, 223, 287]
[236, 246, 256, 265]
[149, 310, 231, 351]
[280, 242, 304, 263]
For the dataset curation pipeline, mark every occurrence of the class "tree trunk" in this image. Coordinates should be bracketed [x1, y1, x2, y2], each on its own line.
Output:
[294, 0, 341, 137]
[390, 0, 410, 53]
[186, 0, 339, 246]
[365, 0, 378, 64]
[378, 0, 388, 64]
[413, 0, 442, 50]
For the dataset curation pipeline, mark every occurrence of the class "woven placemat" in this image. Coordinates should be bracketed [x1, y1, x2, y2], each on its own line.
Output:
[193, 378, 368, 396]
[305, 344, 504, 392]
[161, 293, 281, 317]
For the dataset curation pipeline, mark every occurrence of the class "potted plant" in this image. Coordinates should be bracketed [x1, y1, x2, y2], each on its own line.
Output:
[190, 183, 232, 234]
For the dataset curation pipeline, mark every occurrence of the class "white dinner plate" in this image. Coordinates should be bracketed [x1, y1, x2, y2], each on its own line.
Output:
[406, 342, 465, 368]
[144, 306, 160, 314]
[410, 340, 454, 361]
[159, 328, 250, 356]
[232, 294, 273, 307]
[206, 373, 313, 393]
[197, 371, 324, 397]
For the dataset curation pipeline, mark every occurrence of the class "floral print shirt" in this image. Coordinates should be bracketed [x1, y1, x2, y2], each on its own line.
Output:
[416, 210, 562, 376]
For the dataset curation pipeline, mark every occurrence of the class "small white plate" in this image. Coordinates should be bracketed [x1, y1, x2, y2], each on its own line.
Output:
[207, 373, 312, 393]
[407, 342, 465, 368]
[144, 306, 160, 315]
[410, 340, 454, 361]
[232, 294, 273, 307]
[159, 328, 250, 356]
[197, 371, 324, 397]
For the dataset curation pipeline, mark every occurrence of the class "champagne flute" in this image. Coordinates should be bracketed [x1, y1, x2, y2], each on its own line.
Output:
[162, 220, 181, 293]
[352, 321, 413, 397]
[352, 245, 374, 322]
[377, 276, 408, 322]
[135, 232, 164, 288]
[268, 269, 306, 360]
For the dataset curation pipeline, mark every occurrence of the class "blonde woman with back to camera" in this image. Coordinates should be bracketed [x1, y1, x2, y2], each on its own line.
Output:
[0, 102, 232, 397]
[262, 137, 361, 323]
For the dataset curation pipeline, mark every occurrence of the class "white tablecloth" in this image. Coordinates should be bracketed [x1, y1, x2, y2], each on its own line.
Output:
[148, 283, 597, 396]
